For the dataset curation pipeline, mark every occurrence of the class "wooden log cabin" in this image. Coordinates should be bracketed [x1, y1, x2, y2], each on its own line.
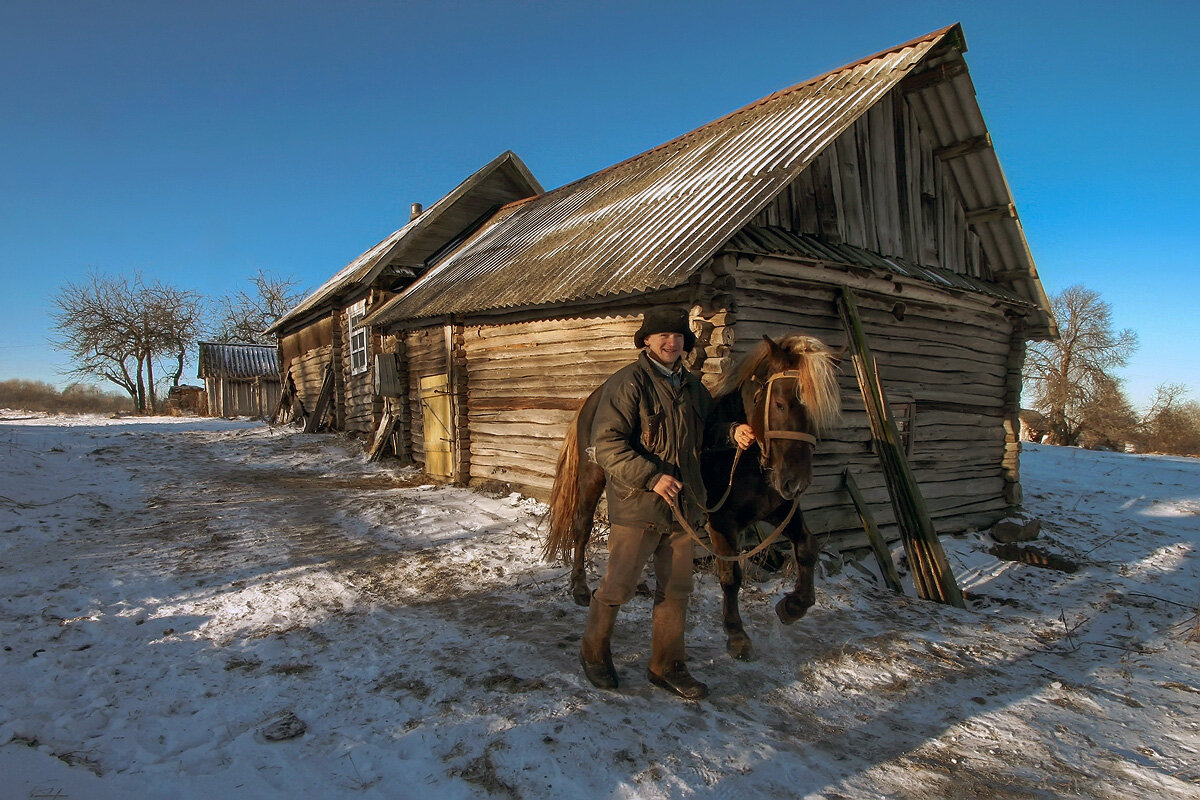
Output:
[358, 24, 1058, 546]
[265, 152, 542, 437]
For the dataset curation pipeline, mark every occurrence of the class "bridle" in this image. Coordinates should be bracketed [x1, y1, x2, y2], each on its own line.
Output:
[672, 367, 820, 564]
[744, 369, 819, 467]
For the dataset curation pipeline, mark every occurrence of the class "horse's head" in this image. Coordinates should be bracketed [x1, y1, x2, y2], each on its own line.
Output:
[739, 335, 842, 498]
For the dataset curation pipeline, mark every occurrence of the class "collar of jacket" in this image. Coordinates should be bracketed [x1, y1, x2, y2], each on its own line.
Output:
[640, 350, 685, 387]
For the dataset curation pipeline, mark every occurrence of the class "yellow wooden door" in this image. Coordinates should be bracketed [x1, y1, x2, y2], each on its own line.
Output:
[419, 374, 453, 478]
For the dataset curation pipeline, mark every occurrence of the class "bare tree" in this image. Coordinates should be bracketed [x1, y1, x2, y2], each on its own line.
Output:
[1023, 285, 1138, 446]
[1138, 383, 1200, 454]
[210, 270, 304, 345]
[51, 271, 204, 413]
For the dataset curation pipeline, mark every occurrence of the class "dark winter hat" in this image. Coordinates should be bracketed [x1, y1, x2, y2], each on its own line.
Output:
[634, 307, 696, 351]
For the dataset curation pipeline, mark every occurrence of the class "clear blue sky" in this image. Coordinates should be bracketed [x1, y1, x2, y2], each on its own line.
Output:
[2, 0, 1197, 408]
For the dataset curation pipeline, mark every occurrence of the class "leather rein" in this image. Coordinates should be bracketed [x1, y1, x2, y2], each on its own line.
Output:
[671, 368, 817, 564]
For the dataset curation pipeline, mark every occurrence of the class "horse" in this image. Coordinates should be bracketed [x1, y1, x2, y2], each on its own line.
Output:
[543, 334, 842, 660]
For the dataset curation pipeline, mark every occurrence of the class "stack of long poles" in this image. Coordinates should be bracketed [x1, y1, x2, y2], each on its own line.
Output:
[836, 287, 965, 609]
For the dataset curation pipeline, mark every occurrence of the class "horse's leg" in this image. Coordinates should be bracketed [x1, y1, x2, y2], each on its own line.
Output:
[707, 520, 754, 660]
[570, 461, 605, 606]
[775, 511, 818, 624]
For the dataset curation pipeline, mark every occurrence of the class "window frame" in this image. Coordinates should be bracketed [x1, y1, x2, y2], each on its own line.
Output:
[347, 299, 369, 375]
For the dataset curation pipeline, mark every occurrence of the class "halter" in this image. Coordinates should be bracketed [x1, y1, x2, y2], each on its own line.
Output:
[745, 370, 819, 468]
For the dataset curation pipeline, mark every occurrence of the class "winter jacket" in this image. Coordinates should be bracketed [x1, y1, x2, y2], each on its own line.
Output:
[591, 351, 713, 529]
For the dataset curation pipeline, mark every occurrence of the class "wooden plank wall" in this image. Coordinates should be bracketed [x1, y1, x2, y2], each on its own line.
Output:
[289, 344, 334, 417]
[404, 326, 450, 470]
[461, 315, 643, 496]
[728, 255, 1015, 545]
[752, 90, 987, 279]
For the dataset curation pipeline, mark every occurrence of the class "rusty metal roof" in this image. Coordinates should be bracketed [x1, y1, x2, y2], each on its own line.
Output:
[725, 225, 1034, 306]
[197, 342, 281, 380]
[266, 151, 542, 335]
[367, 24, 1054, 338]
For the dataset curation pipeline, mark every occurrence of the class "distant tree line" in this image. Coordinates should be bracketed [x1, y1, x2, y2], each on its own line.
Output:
[47, 269, 302, 415]
[0, 379, 130, 415]
[1023, 284, 1200, 456]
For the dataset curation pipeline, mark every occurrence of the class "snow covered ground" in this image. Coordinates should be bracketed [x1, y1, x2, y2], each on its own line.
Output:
[1, 411, 1197, 799]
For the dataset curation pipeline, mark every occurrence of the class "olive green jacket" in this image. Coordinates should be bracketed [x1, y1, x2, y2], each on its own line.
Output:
[591, 351, 713, 529]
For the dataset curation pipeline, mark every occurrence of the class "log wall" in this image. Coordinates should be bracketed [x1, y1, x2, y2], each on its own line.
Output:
[461, 315, 644, 495]
[727, 253, 1017, 545]
[752, 89, 987, 279]
[289, 343, 334, 416]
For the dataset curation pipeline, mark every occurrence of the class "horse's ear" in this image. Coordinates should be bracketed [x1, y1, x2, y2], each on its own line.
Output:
[761, 334, 787, 367]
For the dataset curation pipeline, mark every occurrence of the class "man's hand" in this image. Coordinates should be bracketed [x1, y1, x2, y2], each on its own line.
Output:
[733, 424, 757, 450]
[652, 474, 684, 504]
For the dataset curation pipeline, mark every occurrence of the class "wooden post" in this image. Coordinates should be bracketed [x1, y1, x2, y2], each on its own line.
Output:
[836, 286, 965, 608]
[843, 470, 904, 594]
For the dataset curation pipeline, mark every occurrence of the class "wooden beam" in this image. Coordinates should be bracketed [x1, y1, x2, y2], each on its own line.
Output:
[899, 61, 967, 94]
[842, 470, 905, 594]
[836, 287, 966, 609]
[933, 133, 991, 161]
[966, 203, 1016, 225]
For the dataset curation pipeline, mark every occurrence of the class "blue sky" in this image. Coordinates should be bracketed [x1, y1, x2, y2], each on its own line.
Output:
[2, 0, 1197, 408]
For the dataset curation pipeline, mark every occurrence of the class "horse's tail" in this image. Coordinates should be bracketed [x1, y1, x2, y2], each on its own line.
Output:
[544, 410, 583, 564]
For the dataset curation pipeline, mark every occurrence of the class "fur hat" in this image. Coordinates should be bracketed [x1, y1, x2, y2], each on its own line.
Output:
[634, 307, 696, 351]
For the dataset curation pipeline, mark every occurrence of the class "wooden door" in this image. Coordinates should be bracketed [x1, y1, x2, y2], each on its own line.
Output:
[419, 374, 453, 478]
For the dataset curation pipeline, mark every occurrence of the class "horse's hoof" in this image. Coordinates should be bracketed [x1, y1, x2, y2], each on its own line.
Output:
[571, 585, 592, 607]
[727, 636, 756, 661]
[775, 594, 812, 625]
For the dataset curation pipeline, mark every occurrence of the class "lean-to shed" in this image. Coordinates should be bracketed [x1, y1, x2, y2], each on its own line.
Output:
[363, 24, 1056, 544]
[265, 151, 542, 434]
[197, 342, 282, 419]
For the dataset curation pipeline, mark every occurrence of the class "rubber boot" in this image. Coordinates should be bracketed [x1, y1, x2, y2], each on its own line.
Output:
[647, 596, 708, 700]
[580, 594, 620, 690]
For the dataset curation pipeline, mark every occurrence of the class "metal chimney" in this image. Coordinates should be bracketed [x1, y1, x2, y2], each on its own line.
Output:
[410, 202, 423, 221]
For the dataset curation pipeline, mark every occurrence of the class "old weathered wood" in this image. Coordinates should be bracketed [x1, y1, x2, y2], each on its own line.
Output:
[836, 286, 965, 608]
[843, 469, 905, 594]
[303, 361, 336, 434]
[366, 407, 399, 462]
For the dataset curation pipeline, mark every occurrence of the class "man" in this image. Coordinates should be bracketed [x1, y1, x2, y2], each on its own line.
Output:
[579, 306, 715, 700]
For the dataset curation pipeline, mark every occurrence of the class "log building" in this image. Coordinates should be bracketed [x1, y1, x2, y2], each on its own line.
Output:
[264, 152, 542, 436]
[324, 25, 1057, 545]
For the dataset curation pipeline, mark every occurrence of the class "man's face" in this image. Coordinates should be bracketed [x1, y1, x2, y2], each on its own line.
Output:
[645, 332, 686, 366]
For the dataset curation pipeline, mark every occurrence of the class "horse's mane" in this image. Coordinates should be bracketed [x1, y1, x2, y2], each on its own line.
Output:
[712, 335, 842, 434]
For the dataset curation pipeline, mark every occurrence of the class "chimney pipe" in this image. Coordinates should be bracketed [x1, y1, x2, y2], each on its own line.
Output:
[410, 202, 423, 221]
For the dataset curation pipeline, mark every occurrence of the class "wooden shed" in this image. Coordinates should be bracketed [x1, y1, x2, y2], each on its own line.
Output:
[361, 24, 1057, 545]
[196, 342, 282, 419]
[264, 151, 542, 435]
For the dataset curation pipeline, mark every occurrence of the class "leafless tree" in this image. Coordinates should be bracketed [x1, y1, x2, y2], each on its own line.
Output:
[1138, 383, 1200, 454]
[210, 270, 304, 345]
[51, 271, 204, 413]
[1024, 285, 1138, 446]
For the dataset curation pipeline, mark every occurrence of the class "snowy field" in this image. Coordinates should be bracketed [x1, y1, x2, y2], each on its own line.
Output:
[1, 411, 1197, 799]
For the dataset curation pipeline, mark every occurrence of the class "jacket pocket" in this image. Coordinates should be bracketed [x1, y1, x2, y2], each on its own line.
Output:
[641, 409, 663, 451]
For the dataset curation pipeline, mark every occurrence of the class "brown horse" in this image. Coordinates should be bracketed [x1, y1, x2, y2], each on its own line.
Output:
[544, 334, 841, 660]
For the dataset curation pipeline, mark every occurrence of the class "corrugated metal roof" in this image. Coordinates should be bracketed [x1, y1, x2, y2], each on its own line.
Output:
[368, 28, 950, 327]
[265, 151, 542, 336]
[725, 225, 1034, 306]
[197, 342, 281, 380]
[366, 24, 1054, 338]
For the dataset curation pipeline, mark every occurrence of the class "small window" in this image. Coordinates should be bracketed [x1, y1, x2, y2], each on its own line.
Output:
[348, 300, 368, 375]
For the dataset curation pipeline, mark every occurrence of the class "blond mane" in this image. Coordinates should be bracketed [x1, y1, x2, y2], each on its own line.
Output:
[713, 335, 842, 434]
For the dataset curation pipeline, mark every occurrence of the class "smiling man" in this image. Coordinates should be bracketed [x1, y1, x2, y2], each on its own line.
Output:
[579, 306, 715, 699]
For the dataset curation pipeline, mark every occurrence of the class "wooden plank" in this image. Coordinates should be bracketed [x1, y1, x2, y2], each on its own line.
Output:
[837, 286, 965, 608]
[843, 469, 904, 594]
[303, 361, 335, 434]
